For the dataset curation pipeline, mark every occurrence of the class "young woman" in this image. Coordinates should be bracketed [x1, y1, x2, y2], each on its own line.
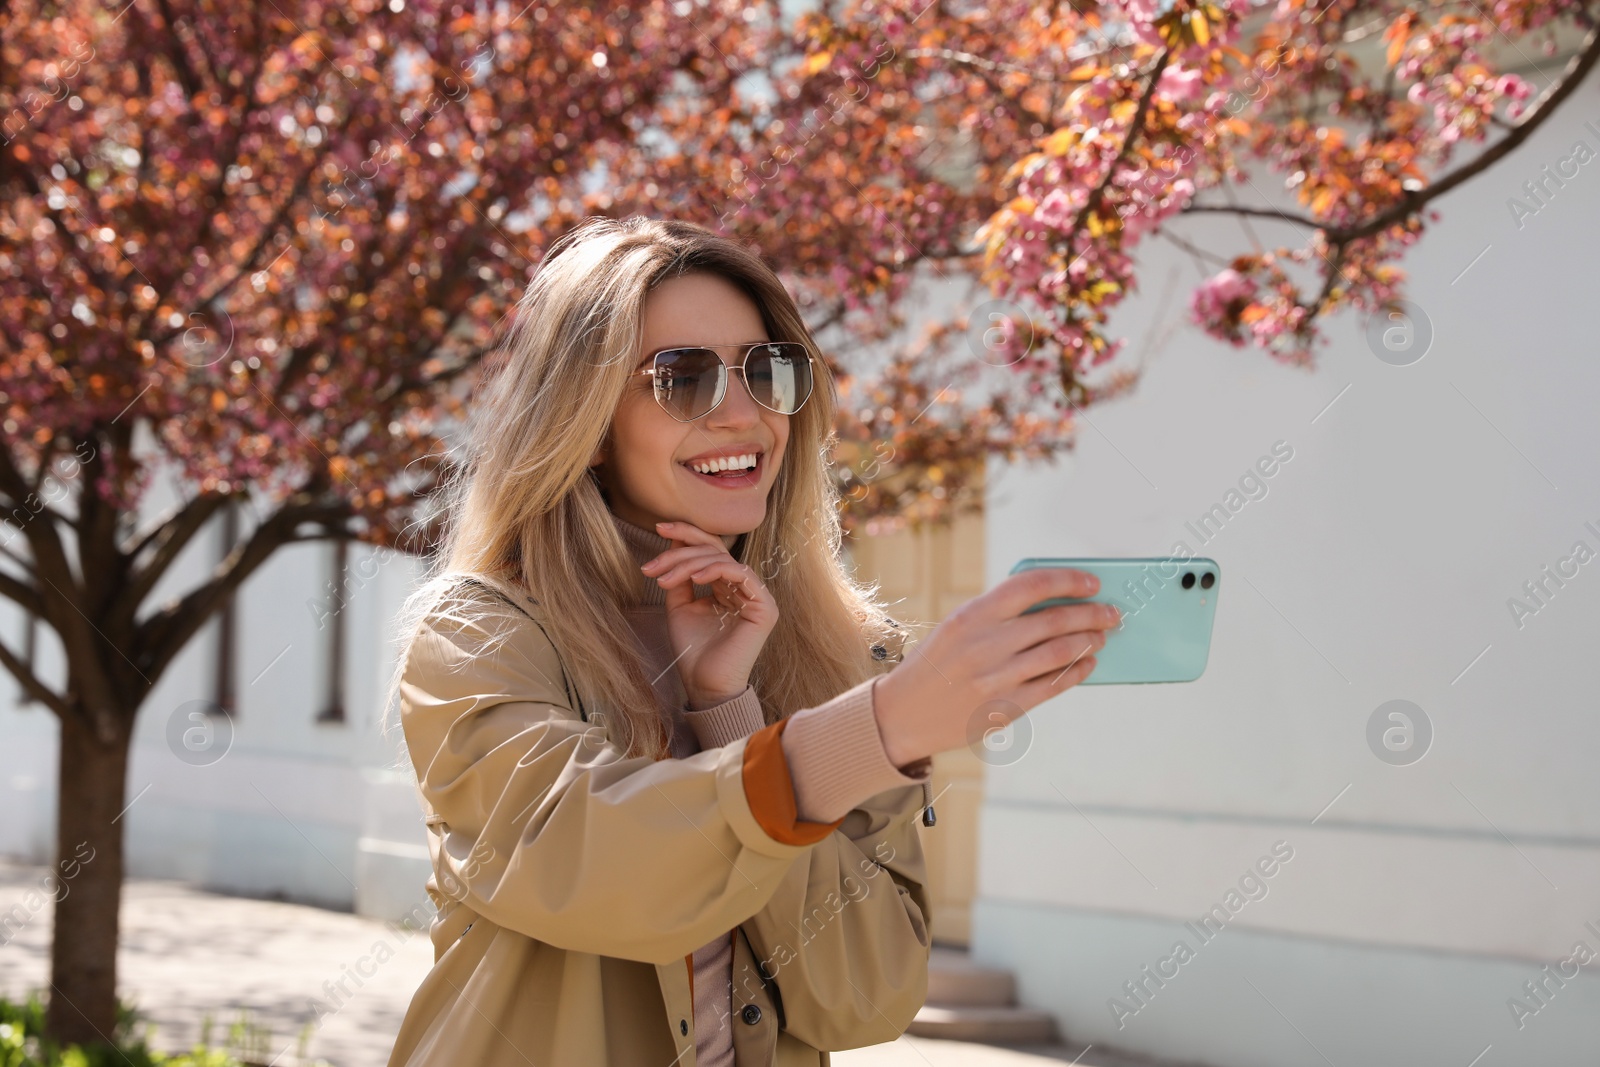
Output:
[384, 216, 1116, 1067]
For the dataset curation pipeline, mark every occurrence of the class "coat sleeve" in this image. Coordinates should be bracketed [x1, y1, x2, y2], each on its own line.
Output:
[398, 581, 850, 965]
[738, 783, 932, 1049]
[736, 620, 935, 1049]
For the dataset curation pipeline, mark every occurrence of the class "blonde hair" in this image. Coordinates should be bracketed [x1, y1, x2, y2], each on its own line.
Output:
[383, 216, 899, 760]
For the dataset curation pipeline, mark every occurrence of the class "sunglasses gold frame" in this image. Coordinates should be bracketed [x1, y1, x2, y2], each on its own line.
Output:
[636, 341, 815, 422]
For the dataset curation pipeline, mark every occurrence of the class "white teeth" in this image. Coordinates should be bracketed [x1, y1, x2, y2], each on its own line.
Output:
[688, 452, 757, 475]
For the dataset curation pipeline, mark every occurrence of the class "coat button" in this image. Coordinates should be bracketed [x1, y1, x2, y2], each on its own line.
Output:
[679, 1018, 688, 1036]
[741, 1004, 762, 1025]
[870, 644, 888, 660]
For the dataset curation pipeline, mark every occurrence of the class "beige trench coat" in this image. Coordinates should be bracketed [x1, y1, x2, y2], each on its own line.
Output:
[386, 573, 931, 1067]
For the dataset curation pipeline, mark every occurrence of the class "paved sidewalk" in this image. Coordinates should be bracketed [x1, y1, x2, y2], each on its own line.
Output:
[1, 861, 432, 1066]
[0, 861, 1200, 1067]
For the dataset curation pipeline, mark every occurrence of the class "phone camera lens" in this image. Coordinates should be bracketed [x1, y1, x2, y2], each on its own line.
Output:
[1181, 571, 1196, 589]
[1200, 572, 1215, 589]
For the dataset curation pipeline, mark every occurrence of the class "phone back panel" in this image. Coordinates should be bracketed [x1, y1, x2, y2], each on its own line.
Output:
[1009, 557, 1221, 684]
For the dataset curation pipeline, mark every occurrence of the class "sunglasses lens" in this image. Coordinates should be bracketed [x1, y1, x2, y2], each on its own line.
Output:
[746, 342, 812, 415]
[653, 348, 724, 420]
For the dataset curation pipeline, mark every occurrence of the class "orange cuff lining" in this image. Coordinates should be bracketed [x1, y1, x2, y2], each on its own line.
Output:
[742, 718, 846, 845]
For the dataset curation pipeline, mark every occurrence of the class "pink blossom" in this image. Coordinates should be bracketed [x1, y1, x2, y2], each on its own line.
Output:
[1036, 188, 1075, 229]
[1495, 73, 1532, 100]
[1160, 66, 1204, 104]
[1205, 268, 1254, 304]
[1189, 267, 1260, 342]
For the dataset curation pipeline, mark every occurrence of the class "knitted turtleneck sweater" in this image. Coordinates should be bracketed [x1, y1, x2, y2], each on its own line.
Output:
[606, 508, 931, 1067]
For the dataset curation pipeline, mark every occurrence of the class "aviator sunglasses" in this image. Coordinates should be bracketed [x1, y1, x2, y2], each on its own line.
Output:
[637, 341, 814, 422]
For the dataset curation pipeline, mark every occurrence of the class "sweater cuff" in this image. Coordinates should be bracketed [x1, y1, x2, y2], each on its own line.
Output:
[779, 675, 933, 824]
[682, 684, 767, 749]
[742, 718, 846, 846]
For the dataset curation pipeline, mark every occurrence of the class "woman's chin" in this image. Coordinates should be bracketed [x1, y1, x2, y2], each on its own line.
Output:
[678, 500, 766, 540]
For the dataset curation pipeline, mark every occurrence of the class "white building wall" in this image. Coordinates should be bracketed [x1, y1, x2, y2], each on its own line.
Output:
[976, 72, 1600, 1067]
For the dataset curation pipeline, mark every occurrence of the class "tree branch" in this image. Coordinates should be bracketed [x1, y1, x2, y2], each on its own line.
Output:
[1181, 203, 1320, 226]
[136, 490, 350, 680]
[1176, 24, 1600, 247]
[0, 636, 71, 719]
[1326, 23, 1600, 245]
[0, 566, 44, 615]
[114, 490, 230, 625]
[1058, 48, 1173, 266]
[902, 46, 1101, 84]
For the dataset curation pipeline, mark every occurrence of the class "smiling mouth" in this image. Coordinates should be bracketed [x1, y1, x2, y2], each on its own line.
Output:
[684, 452, 759, 475]
[679, 451, 763, 486]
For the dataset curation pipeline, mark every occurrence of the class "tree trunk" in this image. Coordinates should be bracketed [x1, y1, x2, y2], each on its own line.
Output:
[45, 709, 131, 1047]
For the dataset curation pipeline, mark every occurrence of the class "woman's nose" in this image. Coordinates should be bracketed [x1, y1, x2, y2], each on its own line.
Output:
[708, 368, 763, 425]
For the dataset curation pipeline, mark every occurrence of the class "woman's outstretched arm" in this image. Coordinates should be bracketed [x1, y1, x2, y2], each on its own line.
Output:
[733, 565, 1123, 1047]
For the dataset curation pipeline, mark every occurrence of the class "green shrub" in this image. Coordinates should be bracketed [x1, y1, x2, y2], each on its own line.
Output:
[0, 994, 325, 1067]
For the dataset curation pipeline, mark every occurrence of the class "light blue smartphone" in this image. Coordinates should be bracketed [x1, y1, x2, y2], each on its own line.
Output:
[1009, 557, 1221, 684]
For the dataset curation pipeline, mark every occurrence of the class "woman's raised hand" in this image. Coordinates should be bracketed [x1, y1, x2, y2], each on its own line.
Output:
[641, 520, 778, 710]
[871, 567, 1120, 766]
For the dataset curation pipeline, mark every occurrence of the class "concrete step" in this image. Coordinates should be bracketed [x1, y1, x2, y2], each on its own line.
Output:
[925, 946, 1017, 1007]
[911, 945, 1060, 1045]
[907, 1004, 1061, 1044]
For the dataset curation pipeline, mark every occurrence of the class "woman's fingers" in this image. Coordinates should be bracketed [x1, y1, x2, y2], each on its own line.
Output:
[647, 539, 773, 621]
[683, 558, 772, 616]
[872, 576, 1118, 766]
[1009, 629, 1107, 687]
[935, 601, 1113, 696]
[650, 546, 728, 587]
[976, 567, 1102, 625]
[1014, 654, 1098, 709]
[660, 555, 776, 630]
[644, 521, 743, 584]
[1004, 600, 1121, 653]
[642, 542, 722, 572]
[654, 520, 726, 549]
